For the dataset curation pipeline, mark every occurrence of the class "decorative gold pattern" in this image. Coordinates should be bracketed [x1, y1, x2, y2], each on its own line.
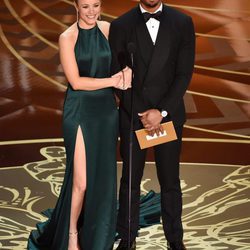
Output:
[0, 147, 249, 249]
[1, 0, 249, 102]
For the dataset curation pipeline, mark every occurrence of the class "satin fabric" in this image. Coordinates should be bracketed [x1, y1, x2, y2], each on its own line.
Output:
[27, 24, 118, 250]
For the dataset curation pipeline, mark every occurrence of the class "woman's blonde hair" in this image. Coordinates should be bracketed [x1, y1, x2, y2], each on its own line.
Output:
[74, 0, 102, 4]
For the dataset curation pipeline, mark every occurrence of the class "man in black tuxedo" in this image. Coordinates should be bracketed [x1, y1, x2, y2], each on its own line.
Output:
[109, 0, 195, 249]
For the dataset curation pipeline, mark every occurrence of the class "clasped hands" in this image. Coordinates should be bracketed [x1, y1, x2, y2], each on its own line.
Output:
[112, 69, 163, 136]
[138, 109, 164, 136]
[112, 66, 132, 90]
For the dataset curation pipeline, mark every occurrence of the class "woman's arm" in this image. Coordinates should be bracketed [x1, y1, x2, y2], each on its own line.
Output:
[59, 30, 122, 91]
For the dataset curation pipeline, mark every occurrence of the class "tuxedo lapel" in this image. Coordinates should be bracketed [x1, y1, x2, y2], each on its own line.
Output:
[144, 5, 171, 84]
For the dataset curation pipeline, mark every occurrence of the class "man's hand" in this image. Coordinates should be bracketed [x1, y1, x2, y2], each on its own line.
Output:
[122, 66, 132, 87]
[138, 109, 163, 136]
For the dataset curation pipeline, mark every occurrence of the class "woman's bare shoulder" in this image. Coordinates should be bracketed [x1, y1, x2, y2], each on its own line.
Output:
[97, 21, 110, 39]
[59, 22, 78, 44]
[98, 20, 110, 28]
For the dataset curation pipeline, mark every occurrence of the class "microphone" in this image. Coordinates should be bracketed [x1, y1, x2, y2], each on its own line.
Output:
[127, 42, 136, 68]
[127, 42, 136, 55]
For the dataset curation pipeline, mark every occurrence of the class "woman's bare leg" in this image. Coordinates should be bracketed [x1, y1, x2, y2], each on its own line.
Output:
[68, 126, 86, 250]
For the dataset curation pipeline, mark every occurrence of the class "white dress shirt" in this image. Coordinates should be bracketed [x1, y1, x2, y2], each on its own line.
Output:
[139, 4, 163, 45]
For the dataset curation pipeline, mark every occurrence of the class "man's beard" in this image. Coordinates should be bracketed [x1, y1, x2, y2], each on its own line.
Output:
[141, 0, 161, 9]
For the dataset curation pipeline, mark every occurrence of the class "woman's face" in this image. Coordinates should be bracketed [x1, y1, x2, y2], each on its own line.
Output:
[75, 0, 101, 28]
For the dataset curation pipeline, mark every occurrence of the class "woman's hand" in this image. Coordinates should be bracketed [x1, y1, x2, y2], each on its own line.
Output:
[111, 74, 126, 90]
[111, 66, 132, 90]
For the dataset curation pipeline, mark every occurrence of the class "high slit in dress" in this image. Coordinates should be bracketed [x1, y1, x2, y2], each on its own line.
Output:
[27, 23, 118, 250]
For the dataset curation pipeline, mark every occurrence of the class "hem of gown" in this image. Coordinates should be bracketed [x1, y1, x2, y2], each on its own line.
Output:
[28, 191, 161, 248]
[115, 190, 161, 240]
[27, 208, 53, 249]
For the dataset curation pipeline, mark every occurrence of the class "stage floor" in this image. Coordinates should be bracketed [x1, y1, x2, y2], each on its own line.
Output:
[1, 146, 249, 249]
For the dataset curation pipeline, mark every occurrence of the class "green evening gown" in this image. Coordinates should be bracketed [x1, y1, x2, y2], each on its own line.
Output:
[27, 23, 118, 250]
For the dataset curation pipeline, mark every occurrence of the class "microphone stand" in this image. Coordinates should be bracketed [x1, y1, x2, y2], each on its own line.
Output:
[128, 44, 135, 250]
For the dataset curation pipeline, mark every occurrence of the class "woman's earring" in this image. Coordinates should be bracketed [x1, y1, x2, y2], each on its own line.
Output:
[98, 14, 102, 21]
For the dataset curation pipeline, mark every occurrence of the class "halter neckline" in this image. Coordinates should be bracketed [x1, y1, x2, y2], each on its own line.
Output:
[77, 22, 97, 31]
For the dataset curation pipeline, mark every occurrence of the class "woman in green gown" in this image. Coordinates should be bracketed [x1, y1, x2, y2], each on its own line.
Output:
[27, 0, 131, 249]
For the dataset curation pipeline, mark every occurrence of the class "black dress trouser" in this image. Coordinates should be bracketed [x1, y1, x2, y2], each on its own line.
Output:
[117, 125, 184, 242]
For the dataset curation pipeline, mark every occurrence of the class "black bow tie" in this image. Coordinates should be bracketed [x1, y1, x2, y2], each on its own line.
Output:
[143, 11, 162, 22]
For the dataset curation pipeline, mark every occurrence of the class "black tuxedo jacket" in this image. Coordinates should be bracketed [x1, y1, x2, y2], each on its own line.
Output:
[109, 4, 195, 129]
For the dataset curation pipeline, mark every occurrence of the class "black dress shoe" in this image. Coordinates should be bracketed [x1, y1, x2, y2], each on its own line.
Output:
[116, 239, 136, 250]
[167, 241, 186, 250]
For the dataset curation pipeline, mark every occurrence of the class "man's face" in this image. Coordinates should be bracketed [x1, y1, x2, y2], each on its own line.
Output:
[140, 0, 162, 9]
